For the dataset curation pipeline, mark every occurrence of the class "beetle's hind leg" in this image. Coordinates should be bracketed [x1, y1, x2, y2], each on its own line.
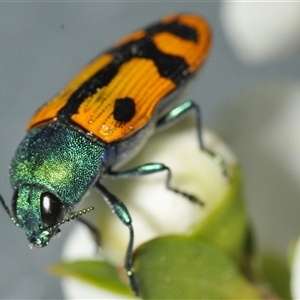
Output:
[156, 100, 229, 180]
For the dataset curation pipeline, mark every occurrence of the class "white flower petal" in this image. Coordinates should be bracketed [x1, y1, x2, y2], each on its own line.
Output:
[220, 1, 300, 64]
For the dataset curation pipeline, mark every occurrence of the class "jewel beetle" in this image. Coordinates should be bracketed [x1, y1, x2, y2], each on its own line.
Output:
[0, 13, 218, 295]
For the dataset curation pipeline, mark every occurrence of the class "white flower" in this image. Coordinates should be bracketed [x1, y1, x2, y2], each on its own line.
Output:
[60, 118, 236, 299]
[220, 1, 300, 65]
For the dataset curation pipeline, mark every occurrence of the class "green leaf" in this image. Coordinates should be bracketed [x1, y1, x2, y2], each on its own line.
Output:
[48, 260, 132, 296]
[260, 252, 291, 299]
[134, 235, 263, 299]
[190, 167, 251, 266]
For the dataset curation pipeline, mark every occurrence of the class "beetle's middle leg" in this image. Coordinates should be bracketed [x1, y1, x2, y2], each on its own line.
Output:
[105, 163, 204, 206]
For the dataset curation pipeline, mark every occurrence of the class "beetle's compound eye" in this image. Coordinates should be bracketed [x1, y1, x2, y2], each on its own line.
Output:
[40, 192, 65, 228]
[11, 189, 18, 219]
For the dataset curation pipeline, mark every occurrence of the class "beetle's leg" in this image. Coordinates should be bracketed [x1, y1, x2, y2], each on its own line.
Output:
[95, 182, 139, 296]
[76, 217, 101, 251]
[106, 163, 203, 206]
[156, 101, 204, 149]
[156, 100, 229, 180]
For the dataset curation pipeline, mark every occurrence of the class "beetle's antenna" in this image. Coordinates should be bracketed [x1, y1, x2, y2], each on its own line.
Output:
[51, 206, 94, 232]
[0, 194, 19, 226]
[0, 194, 12, 218]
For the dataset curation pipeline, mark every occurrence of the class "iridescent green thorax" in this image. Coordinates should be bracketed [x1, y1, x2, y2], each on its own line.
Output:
[10, 122, 106, 239]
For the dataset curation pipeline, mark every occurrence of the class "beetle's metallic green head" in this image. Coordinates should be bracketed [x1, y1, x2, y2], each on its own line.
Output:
[1, 122, 105, 248]
[11, 186, 67, 247]
[0, 188, 94, 248]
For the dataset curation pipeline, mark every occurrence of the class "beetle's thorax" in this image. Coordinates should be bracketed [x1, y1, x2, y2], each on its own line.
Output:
[9, 122, 105, 243]
[10, 122, 105, 204]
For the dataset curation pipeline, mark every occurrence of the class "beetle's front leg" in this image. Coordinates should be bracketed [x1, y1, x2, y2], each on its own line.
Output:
[94, 182, 139, 296]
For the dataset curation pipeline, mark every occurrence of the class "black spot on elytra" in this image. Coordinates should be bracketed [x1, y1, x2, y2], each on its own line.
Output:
[57, 16, 195, 121]
[113, 97, 136, 122]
